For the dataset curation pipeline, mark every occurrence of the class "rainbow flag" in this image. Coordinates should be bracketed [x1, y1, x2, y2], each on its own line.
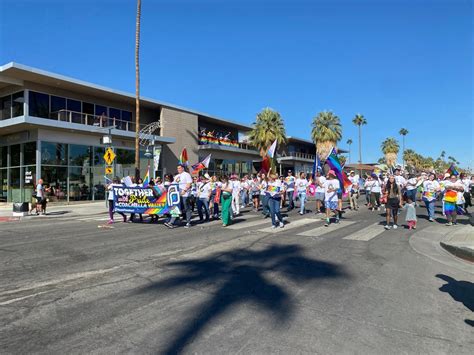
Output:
[142, 166, 150, 188]
[443, 190, 457, 203]
[325, 148, 352, 190]
[179, 148, 189, 166]
[191, 154, 211, 174]
[446, 164, 459, 176]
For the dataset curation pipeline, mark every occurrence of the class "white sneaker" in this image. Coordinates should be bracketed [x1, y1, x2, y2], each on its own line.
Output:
[393, 224, 398, 229]
[279, 222, 284, 228]
[271, 225, 277, 229]
[384, 224, 391, 230]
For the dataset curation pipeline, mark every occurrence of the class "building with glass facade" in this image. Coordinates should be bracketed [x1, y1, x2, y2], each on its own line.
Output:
[0, 62, 331, 204]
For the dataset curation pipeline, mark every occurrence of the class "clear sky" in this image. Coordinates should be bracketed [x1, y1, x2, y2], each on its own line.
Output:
[1, 0, 472, 168]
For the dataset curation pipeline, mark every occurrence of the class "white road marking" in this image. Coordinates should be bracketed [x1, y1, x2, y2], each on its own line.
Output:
[227, 218, 271, 230]
[258, 218, 318, 233]
[298, 221, 355, 237]
[343, 223, 385, 241]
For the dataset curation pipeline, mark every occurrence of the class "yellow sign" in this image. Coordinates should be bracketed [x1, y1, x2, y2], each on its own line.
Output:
[105, 166, 113, 175]
[103, 148, 116, 165]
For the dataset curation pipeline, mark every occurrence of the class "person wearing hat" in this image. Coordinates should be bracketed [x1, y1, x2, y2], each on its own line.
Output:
[285, 170, 296, 212]
[323, 170, 341, 226]
[196, 174, 212, 223]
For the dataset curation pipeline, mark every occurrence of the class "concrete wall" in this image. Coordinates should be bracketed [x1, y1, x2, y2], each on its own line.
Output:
[160, 107, 198, 175]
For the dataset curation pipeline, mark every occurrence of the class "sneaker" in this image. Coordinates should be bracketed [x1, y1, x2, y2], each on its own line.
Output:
[271, 225, 277, 229]
[184, 223, 191, 228]
[445, 222, 452, 226]
[108, 219, 114, 224]
[384, 225, 391, 230]
[324, 219, 330, 227]
[299, 212, 304, 215]
[429, 218, 434, 222]
[335, 218, 340, 224]
[377, 207, 381, 211]
[393, 224, 398, 229]
[279, 222, 284, 228]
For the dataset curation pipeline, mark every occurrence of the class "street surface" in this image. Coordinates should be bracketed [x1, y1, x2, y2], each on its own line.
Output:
[0, 201, 473, 354]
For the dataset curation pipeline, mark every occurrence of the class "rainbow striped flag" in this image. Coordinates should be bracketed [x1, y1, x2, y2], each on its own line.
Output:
[325, 148, 352, 190]
[446, 164, 459, 176]
[179, 148, 189, 166]
[142, 166, 150, 188]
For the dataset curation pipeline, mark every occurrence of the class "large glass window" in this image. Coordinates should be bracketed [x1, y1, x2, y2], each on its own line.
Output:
[23, 166, 36, 202]
[41, 142, 68, 165]
[67, 99, 82, 123]
[69, 144, 92, 167]
[9, 167, 21, 202]
[82, 102, 94, 125]
[93, 147, 105, 165]
[69, 166, 92, 201]
[95, 105, 107, 116]
[10, 144, 20, 167]
[0, 146, 7, 168]
[121, 110, 132, 130]
[24, 142, 37, 165]
[11, 91, 24, 117]
[29, 91, 50, 118]
[50, 95, 66, 120]
[0, 169, 7, 202]
[1, 95, 12, 120]
[41, 166, 68, 202]
[109, 107, 121, 127]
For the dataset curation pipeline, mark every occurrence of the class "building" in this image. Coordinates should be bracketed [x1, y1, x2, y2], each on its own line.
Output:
[0, 62, 333, 203]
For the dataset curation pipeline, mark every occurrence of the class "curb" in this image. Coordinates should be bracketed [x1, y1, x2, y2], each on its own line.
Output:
[440, 242, 474, 263]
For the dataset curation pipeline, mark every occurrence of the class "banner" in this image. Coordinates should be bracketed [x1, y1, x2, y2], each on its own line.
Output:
[113, 184, 181, 215]
[154, 145, 162, 173]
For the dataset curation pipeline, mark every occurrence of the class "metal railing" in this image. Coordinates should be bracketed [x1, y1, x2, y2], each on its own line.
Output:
[281, 152, 316, 160]
[50, 110, 147, 132]
[198, 134, 258, 152]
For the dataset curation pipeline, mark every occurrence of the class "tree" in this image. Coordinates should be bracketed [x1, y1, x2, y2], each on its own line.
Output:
[352, 113, 367, 178]
[248, 108, 287, 160]
[339, 155, 347, 167]
[399, 128, 408, 168]
[440, 151, 446, 161]
[311, 111, 342, 161]
[346, 139, 353, 164]
[381, 138, 399, 167]
[134, 0, 142, 180]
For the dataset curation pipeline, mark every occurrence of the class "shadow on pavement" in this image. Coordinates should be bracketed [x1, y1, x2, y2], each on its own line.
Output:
[134, 244, 349, 354]
[436, 274, 474, 327]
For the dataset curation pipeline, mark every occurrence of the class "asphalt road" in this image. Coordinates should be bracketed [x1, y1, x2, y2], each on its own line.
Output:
[0, 201, 473, 354]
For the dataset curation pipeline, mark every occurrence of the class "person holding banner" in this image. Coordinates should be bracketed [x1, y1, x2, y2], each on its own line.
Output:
[107, 177, 127, 224]
[267, 173, 285, 229]
[165, 164, 193, 229]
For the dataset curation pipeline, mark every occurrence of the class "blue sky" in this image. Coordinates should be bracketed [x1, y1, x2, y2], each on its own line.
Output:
[1, 0, 472, 168]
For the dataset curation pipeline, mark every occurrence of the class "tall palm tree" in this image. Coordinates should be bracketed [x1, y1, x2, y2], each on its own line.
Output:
[346, 139, 353, 164]
[352, 113, 367, 178]
[381, 138, 400, 168]
[399, 128, 408, 169]
[440, 150, 446, 161]
[311, 111, 342, 161]
[248, 108, 287, 160]
[134, 0, 142, 179]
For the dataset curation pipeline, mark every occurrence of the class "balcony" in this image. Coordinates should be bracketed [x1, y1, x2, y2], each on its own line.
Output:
[198, 134, 259, 156]
[50, 109, 146, 132]
[279, 151, 316, 162]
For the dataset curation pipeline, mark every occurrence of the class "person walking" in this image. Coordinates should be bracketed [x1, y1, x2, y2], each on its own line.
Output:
[164, 164, 193, 229]
[384, 175, 403, 230]
[209, 175, 221, 219]
[296, 172, 309, 215]
[402, 197, 417, 229]
[314, 171, 326, 215]
[460, 173, 472, 213]
[259, 173, 270, 218]
[422, 173, 440, 222]
[249, 175, 260, 212]
[267, 173, 285, 228]
[197, 175, 211, 222]
[443, 174, 464, 226]
[348, 171, 360, 210]
[285, 170, 296, 212]
[323, 170, 340, 226]
[107, 177, 127, 224]
[220, 176, 233, 227]
[231, 175, 241, 216]
[34, 178, 51, 215]
[405, 173, 418, 205]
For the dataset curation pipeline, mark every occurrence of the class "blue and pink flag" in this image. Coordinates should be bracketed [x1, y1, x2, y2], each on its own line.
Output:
[325, 148, 352, 191]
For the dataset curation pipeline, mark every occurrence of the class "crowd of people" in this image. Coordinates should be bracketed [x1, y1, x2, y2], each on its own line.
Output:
[106, 164, 474, 230]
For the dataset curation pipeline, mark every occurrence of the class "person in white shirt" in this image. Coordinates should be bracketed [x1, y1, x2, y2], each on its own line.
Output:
[259, 174, 270, 218]
[285, 170, 296, 211]
[324, 170, 341, 226]
[394, 168, 407, 189]
[249, 175, 261, 212]
[405, 174, 419, 205]
[197, 175, 212, 222]
[231, 175, 241, 215]
[165, 164, 193, 229]
[348, 171, 360, 210]
[267, 173, 285, 228]
[421, 173, 440, 221]
[460, 173, 471, 213]
[295, 172, 309, 215]
[314, 171, 326, 214]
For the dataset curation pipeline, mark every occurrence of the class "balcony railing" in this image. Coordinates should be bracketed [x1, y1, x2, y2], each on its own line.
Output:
[281, 152, 316, 160]
[49, 110, 147, 132]
[198, 134, 258, 152]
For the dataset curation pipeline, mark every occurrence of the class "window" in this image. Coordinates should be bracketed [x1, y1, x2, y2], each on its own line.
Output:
[116, 149, 134, 164]
[67, 99, 82, 123]
[29, 91, 50, 118]
[121, 110, 132, 130]
[41, 142, 67, 165]
[82, 102, 94, 115]
[109, 107, 121, 127]
[1, 95, 12, 120]
[11, 92, 24, 117]
[24, 142, 37, 165]
[0, 146, 7, 167]
[69, 144, 91, 166]
[93, 147, 105, 165]
[51, 96, 66, 114]
[40, 166, 68, 201]
[95, 105, 107, 117]
[10, 144, 20, 167]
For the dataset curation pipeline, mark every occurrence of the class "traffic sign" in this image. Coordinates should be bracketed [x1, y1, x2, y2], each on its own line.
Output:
[103, 148, 116, 165]
[105, 166, 113, 175]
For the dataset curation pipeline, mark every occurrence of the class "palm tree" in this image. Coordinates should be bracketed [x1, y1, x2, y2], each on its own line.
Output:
[403, 149, 416, 168]
[311, 111, 342, 161]
[381, 138, 400, 167]
[352, 113, 367, 178]
[248, 108, 287, 160]
[134, 0, 142, 179]
[440, 150, 446, 161]
[399, 128, 408, 169]
[346, 139, 353, 164]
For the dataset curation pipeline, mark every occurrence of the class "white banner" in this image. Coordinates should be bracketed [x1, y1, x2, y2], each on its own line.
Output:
[154, 145, 162, 172]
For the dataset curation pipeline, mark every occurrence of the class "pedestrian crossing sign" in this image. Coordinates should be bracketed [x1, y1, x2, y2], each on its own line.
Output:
[104, 148, 116, 165]
[105, 166, 113, 175]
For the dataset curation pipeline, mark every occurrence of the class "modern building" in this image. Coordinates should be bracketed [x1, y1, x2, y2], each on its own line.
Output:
[0, 62, 331, 204]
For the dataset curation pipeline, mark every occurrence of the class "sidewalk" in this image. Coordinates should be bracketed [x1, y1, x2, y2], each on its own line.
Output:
[440, 221, 474, 263]
[0, 201, 108, 220]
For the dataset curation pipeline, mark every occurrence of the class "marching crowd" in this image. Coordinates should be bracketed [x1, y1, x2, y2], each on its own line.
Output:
[107, 164, 474, 230]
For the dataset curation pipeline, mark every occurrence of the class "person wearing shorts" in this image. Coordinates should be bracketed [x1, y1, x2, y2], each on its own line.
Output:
[324, 170, 340, 226]
[314, 171, 326, 214]
[384, 175, 403, 230]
